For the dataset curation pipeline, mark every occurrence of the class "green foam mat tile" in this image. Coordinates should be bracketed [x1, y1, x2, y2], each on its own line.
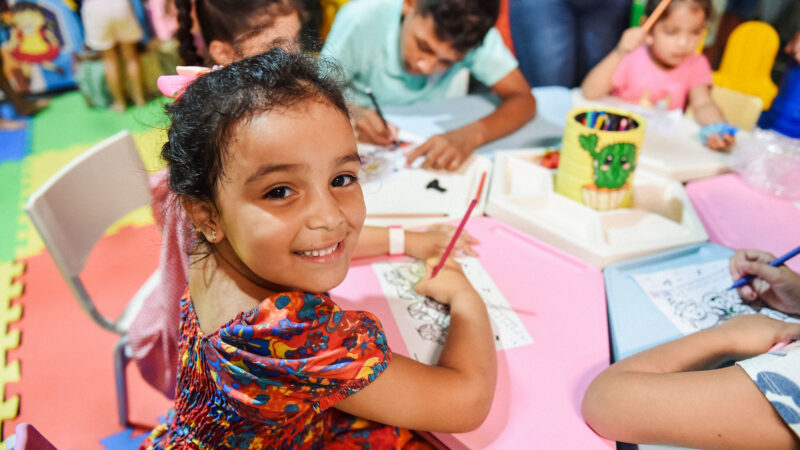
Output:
[0, 163, 22, 262]
[29, 92, 169, 156]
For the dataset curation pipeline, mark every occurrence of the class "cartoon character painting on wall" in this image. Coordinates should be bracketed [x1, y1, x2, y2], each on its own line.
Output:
[0, 0, 82, 95]
[579, 133, 637, 210]
[7, 2, 62, 86]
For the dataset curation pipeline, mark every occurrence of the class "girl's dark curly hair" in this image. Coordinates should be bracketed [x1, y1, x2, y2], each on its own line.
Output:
[645, 0, 712, 24]
[162, 48, 348, 206]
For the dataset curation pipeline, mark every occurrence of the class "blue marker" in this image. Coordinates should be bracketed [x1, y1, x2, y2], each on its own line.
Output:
[586, 111, 596, 128]
[728, 245, 800, 290]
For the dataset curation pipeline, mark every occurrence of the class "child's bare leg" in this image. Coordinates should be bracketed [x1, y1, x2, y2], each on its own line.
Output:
[120, 42, 145, 106]
[101, 47, 127, 112]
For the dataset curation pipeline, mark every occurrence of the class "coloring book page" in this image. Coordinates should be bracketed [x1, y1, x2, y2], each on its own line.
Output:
[372, 257, 533, 364]
[632, 259, 798, 335]
[357, 130, 425, 185]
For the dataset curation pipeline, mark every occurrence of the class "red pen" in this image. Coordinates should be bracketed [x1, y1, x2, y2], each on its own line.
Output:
[431, 172, 486, 277]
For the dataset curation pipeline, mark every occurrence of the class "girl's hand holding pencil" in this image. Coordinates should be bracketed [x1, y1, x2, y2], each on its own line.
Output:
[414, 257, 477, 306]
[615, 27, 650, 57]
[729, 249, 800, 315]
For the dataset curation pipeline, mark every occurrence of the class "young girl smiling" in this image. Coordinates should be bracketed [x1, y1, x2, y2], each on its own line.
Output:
[141, 49, 496, 448]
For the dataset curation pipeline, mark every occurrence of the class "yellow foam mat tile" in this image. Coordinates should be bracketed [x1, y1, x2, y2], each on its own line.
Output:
[0, 261, 24, 429]
[15, 129, 167, 260]
[133, 128, 169, 173]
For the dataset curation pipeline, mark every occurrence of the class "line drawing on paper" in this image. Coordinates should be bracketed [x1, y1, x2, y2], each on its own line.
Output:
[633, 259, 798, 335]
[372, 257, 534, 364]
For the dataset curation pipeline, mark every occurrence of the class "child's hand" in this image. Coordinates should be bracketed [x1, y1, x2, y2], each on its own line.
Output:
[351, 105, 399, 146]
[714, 314, 800, 357]
[405, 128, 478, 171]
[705, 133, 735, 151]
[615, 27, 650, 56]
[730, 249, 800, 315]
[700, 122, 737, 152]
[405, 224, 479, 260]
[414, 257, 477, 305]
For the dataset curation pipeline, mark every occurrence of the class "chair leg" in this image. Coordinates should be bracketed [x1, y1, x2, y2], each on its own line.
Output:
[114, 336, 130, 427]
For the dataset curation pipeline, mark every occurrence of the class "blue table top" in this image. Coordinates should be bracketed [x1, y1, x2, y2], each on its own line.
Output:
[603, 243, 734, 361]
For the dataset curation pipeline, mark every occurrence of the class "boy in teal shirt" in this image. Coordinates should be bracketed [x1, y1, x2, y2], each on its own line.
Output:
[322, 0, 536, 171]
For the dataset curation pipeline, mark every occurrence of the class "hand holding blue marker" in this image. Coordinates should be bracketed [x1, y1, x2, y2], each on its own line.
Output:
[728, 246, 800, 290]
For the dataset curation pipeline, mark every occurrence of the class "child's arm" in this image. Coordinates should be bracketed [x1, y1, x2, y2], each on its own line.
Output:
[689, 84, 736, 151]
[334, 258, 496, 432]
[404, 68, 536, 171]
[353, 225, 478, 260]
[582, 315, 800, 448]
[581, 27, 647, 99]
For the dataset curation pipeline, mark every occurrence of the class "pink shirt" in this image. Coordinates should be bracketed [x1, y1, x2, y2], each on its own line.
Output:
[611, 45, 712, 110]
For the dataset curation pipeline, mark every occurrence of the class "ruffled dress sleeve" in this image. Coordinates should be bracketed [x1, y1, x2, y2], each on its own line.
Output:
[202, 291, 392, 424]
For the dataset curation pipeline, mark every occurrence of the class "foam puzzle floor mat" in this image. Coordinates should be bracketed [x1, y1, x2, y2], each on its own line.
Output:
[3, 224, 171, 449]
[0, 92, 172, 448]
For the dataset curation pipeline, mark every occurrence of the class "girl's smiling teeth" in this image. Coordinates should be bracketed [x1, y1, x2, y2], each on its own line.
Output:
[296, 242, 340, 257]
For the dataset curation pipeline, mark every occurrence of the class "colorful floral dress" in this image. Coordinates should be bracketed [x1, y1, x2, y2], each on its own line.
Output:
[140, 290, 430, 449]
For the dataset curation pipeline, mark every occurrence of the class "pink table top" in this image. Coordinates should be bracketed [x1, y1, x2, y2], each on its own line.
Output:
[687, 173, 800, 272]
[331, 217, 612, 448]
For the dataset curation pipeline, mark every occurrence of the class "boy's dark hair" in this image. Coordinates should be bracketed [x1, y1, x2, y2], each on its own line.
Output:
[416, 0, 499, 54]
[163, 49, 348, 209]
[646, 0, 712, 23]
[175, 0, 303, 66]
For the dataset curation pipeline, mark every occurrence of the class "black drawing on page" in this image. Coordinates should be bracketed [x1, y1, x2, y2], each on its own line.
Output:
[380, 262, 451, 345]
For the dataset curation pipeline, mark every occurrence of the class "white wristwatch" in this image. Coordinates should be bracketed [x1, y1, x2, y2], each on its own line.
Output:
[389, 225, 405, 255]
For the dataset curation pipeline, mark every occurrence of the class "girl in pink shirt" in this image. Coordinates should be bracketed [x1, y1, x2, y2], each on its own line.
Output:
[581, 0, 735, 151]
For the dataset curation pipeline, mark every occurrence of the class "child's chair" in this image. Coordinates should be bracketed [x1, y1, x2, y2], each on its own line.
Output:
[712, 21, 779, 109]
[24, 131, 160, 427]
[706, 85, 764, 131]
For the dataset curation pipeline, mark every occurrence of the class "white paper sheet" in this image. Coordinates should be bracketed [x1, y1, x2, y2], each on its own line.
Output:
[384, 113, 449, 138]
[632, 259, 797, 335]
[357, 130, 426, 185]
[372, 257, 533, 364]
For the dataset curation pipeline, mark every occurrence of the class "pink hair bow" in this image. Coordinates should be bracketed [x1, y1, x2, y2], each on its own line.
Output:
[157, 65, 221, 99]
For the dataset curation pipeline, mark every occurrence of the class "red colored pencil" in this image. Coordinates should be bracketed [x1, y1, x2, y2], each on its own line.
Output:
[431, 172, 487, 277]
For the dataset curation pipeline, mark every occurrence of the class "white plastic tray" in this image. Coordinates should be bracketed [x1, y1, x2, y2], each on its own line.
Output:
[486, 149, 708, 267]
[362, 152, 492, 228]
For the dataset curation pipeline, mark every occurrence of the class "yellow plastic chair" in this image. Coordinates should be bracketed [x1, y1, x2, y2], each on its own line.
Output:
[687, 86, 763, 131]
[710, 85, 763, 131]
[320, 0, 350, 41]
[712, 21, 779, 109]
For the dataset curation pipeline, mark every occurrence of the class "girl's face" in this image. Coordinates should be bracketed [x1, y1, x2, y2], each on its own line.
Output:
[212, 99, 365, 294]
[210, 11, 302, 65]
[649, 3, 706, 69]
[234, 11, 302, 57]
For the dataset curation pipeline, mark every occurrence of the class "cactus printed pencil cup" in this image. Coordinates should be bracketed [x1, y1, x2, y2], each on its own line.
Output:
[555, 107, 647, 210]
